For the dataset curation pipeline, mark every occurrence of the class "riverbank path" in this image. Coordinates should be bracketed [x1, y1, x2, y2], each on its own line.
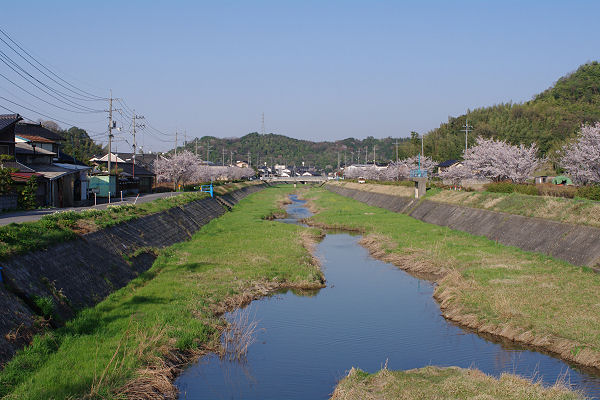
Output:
[0, 191, 187, 226]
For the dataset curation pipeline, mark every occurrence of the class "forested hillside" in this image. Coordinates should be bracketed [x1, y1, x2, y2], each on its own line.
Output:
[176, 133, 413, 171]
[423, 62, 600, 161]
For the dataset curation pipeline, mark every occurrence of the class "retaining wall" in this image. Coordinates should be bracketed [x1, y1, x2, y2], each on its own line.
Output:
[326, 184, 600, 268]
[0, 183, 265, 365]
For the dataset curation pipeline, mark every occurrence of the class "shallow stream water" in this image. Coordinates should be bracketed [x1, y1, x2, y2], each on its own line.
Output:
[176, 195, 600, 399]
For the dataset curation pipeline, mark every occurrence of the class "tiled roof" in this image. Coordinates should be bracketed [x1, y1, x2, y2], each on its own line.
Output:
[1, 161, 35, 172]
[11, 172, 42, 182]
[0, 114, 22, 131]
[22, 164, 78, 180]
[17, 134, 55, 144]
[15, 122, 64, 141]
[437, 159, 460, 168]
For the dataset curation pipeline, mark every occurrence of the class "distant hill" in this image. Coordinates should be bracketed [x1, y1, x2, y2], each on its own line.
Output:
[175, 133, 414, 171]
[423, 62, 600, 161]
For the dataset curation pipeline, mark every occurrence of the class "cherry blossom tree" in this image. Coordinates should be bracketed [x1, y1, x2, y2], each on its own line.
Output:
[154, 151, 200, 188]
[559, 123, 600, 185]
[457, 137, 541, 183]
[438, 163, 473, 185]
[363, 165, 383, 180]
[382, 162, 409, 181]
[402, 155, 436, 174]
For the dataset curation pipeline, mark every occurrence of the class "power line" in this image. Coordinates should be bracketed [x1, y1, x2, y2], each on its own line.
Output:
[0, 27, 107, 101]
[0, 70, 102, 114]
[0, 51, 103, 113]
[0, 96, 105, 130]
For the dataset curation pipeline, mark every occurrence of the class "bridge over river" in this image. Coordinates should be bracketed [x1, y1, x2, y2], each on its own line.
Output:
[262, 176, 328, 184]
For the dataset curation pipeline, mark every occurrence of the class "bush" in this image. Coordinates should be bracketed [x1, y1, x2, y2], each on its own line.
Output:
[0, 168, 15, 194]
[485, 182, 538, 196]
[576, 185, 600, 201]
[18, 177, 38, 209]
[485, 182, 517, 193]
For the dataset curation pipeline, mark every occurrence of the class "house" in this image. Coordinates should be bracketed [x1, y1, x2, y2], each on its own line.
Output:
[235, 161, 249, 168]
[13, 121, 90, 207]
[15, 122, 64, 155]
[107, 152, 160, 172]
[94, 161, 155, 193]
[0, 114, 22, 156]
[90, 153, 156, 194]
[437, 159, 462, 174]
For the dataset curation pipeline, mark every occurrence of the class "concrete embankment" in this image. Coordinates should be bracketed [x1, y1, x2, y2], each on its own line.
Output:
[326, 184, 600, 267]
[0, 184, 265, 365]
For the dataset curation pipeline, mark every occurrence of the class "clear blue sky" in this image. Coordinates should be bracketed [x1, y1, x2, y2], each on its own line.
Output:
[1, 1, 598, 152]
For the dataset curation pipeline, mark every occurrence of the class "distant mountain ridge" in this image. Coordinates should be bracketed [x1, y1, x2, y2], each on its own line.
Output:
[176, 133, 414, 171]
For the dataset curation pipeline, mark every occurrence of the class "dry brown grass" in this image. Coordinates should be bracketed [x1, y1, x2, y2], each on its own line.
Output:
[327, 181, 414, 197]
[428, 189, 600, 228]
[330, 366, 584, 400]
[221, 308, 262, 361]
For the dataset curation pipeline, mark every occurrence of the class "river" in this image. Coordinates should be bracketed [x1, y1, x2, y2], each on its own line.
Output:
[175, 195, 600, 399]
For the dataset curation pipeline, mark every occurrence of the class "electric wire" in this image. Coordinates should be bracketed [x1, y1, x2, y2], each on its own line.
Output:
[0, 51, 103, 113]
[0, 27, 107, 101]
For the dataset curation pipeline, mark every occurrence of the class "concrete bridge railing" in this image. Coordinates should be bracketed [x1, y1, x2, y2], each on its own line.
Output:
[262, 176, 328, 183]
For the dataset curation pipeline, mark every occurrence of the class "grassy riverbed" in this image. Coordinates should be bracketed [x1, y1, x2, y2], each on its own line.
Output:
[0, 186, 323, 400]
[306, 188, 600, 370]
[331, 366, 583, 400]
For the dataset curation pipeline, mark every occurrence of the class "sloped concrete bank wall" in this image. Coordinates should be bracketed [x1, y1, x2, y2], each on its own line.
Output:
[326, 184, 600, 268]
[0, 184, 265, 365]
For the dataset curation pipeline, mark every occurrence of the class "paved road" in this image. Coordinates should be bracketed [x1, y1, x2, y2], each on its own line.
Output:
[0, 191, 187, 226]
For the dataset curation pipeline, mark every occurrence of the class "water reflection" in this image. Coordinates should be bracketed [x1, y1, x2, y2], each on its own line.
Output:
[175, 195, 600, 399]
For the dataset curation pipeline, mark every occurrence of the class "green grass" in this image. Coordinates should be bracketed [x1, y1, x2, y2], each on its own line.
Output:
[0, 186, 322, 399]
[307, 188, 600, 364]
[331, 366, 583, 400]
[0, 191, 213, 260]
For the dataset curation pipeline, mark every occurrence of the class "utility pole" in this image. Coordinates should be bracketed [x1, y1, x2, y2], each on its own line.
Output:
[222, 148, 225, 166]
[175, 131, 178, 155]
[107, 91, 114, 175]
[195, 138, 198, 156]
[373, 145, 376, 165]
[261, 112, 265, 134]
[337, 151, 340, 170]
[344, 151, 347, 168]
[206, 143, 212, 163]
[184, 130, 187, 148]
[365, 147, 368, 165]
[395, 139, 399, 164]
[247, 151, 251, 168]
[461, 117, 473, 153]
[230, 151, 233, 166]
[131, 111, 144, 178]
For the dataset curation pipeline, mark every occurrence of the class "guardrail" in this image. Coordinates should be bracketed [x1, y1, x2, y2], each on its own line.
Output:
[200, 183, 213, 198]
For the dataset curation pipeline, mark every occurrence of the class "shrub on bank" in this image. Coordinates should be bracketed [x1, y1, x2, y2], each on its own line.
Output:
[483, 182, 596, 199]
[576, 185, 600, 201]
[485, 182, 538, 195]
